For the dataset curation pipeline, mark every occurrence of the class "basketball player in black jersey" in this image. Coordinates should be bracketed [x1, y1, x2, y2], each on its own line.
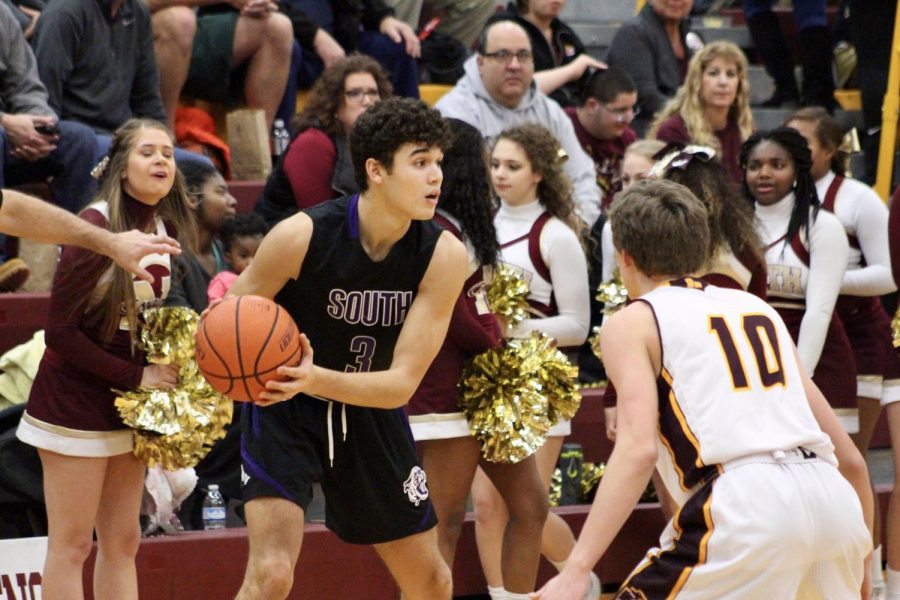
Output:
[0, 187, 180, 282]
[225, 98, 467, 600]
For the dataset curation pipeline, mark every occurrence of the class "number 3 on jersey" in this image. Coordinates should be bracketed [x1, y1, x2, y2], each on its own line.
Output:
[708, 314, 786, 390]
[345, 335, 376, 372]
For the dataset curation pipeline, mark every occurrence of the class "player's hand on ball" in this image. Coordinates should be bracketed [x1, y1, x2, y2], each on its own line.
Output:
[257, 333, 314, 406]
[141, 364, 179, 390]
[199, 297, 225, 321]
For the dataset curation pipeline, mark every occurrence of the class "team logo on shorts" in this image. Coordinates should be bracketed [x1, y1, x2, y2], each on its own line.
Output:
[617, 587, 648, 599]
[403, 466, 429, 506]
[241, 465, 250, 486]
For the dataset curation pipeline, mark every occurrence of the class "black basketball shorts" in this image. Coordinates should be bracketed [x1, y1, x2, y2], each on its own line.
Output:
[240, 395, 437, 545]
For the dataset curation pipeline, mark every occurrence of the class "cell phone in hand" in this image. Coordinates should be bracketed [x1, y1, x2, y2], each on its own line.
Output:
[35, 123, 59, 136]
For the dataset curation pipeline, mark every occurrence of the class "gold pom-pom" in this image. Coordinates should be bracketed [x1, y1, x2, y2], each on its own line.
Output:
[115, 307, 232, 470]
[596, 270, 628, 317]
[893, 306, 900, 349]
[588, 325, 602, 361]
[487, 264, 531, 328]
[530, 337, 580, 424]
[460, 332, 564, 463]
[460, 332, 579, 463]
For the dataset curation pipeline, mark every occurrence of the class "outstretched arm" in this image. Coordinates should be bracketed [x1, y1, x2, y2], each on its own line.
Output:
[259, 231, 468, 409]
[0, 189, 181, 282]
[533, 302, 660, 600]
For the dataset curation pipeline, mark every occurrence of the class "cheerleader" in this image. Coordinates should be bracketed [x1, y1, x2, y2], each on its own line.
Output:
[741, 128, 857, 430]
[16, 119, 195, 599]
[404, 119, 548, 597]
[472, 123, 594, 600]
[787, 107, 899, 599]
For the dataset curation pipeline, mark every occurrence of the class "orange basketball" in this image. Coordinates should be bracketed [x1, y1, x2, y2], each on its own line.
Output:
[196, 295, 302, 403]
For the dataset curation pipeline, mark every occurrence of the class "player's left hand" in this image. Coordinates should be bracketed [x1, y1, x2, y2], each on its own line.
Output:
[379, 16, 420, 58]
[530, 568, 589, 600]
[257, 333, 314, 405]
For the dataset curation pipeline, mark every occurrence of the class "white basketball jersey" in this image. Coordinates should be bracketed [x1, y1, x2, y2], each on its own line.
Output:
[640, 279, 836, 506]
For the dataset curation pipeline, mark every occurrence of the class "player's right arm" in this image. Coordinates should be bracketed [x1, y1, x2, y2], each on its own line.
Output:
[227, 212, 312, 299]
[534, 302, 659, 599]
[796, 346, 873, 597]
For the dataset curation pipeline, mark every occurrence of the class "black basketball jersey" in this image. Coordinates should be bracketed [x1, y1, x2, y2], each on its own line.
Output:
[275, 194, 442, 378]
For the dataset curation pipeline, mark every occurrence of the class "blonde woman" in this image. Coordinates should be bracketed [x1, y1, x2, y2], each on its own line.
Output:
[16, 119, 195, 600]
[649, 41, 754, 184]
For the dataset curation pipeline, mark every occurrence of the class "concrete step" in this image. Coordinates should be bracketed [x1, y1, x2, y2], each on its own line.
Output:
[561, 0, 634, 22]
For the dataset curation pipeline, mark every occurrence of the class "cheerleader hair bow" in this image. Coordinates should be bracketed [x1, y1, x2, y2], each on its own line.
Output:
[647, 144, 716, 180]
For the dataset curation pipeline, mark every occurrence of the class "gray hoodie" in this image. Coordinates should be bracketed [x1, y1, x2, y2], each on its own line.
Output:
[436, 55, 601, 227]
[0, 1, 56, 118]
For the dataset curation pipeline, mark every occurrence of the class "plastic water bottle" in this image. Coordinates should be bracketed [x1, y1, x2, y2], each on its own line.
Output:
[202, 484, 226, 530]
[558, 443, 583, 506]
[271, 119, 290, 163]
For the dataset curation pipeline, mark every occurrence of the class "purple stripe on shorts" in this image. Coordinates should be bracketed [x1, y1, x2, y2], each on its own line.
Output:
[241, 434, 297, 503]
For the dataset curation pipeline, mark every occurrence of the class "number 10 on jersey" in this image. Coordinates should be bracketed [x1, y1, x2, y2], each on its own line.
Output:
[708, 314, 786, 390]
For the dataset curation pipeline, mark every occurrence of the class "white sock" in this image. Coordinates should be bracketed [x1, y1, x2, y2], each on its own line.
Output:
[874, 545, 886, 585]
[487, 586, 506, 600]
[550, 559, 567, 572]
[887, 567, 900, 597]
[505, 592, 532, 600]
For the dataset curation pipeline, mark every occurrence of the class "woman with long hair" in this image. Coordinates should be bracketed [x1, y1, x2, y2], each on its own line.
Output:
[472, 123, 594, 600]
[650, 41, 754, 184]
[741, 127, 857, 433]
[254, 54, 393, 227]
[787, 106, 899, 597]
[656, 146, 766, 297]
[16, 119, 196, 599]
[405, 119, 548, 598]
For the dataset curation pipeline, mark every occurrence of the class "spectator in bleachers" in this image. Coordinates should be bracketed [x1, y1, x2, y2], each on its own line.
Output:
[147, 1, 293, 132]
[436, 19, 602, 227]
[166, 160, 235, 313]
[0, 1, 98, 290]
[566, 67, 638, 207]
[280, 0, 420, 99]
[207, 212, 267, 303]
[744, 0, 836, 111]
[385, 0, 497, 48]
[564, 67, 638, 385]
[606, 0, 701, 136]
[253, 55, 392, 228]
[32, 0, 209, 166]
[649, 41, 754, 185]
[487, 0, 605, 107]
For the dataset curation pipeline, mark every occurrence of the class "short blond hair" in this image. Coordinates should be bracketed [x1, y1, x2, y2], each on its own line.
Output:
[609, 180, 711, 277]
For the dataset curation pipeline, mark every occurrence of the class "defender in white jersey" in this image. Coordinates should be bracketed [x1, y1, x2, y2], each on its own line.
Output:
[534, 180, 873, 600]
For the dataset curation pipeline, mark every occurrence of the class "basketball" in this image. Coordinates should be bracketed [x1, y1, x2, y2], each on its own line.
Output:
[196, 295, 302, 403]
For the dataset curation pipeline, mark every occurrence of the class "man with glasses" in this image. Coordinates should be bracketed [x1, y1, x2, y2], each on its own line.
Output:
[566, 68, 639, 208]
[566, 67, 638, 391]
[436, 19, 602, 228]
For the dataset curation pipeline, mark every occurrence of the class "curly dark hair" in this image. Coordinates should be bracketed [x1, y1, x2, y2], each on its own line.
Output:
[740, 127, 819, 251]
[663, 157, 764, 274]
[221, 213, 268, 250]
[349, 97, 453, 193]
[495, 123, 586, 243]
[785, 106, 847, 176]
[440, 119, 499, 266]
[291, 54, 393, 137]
